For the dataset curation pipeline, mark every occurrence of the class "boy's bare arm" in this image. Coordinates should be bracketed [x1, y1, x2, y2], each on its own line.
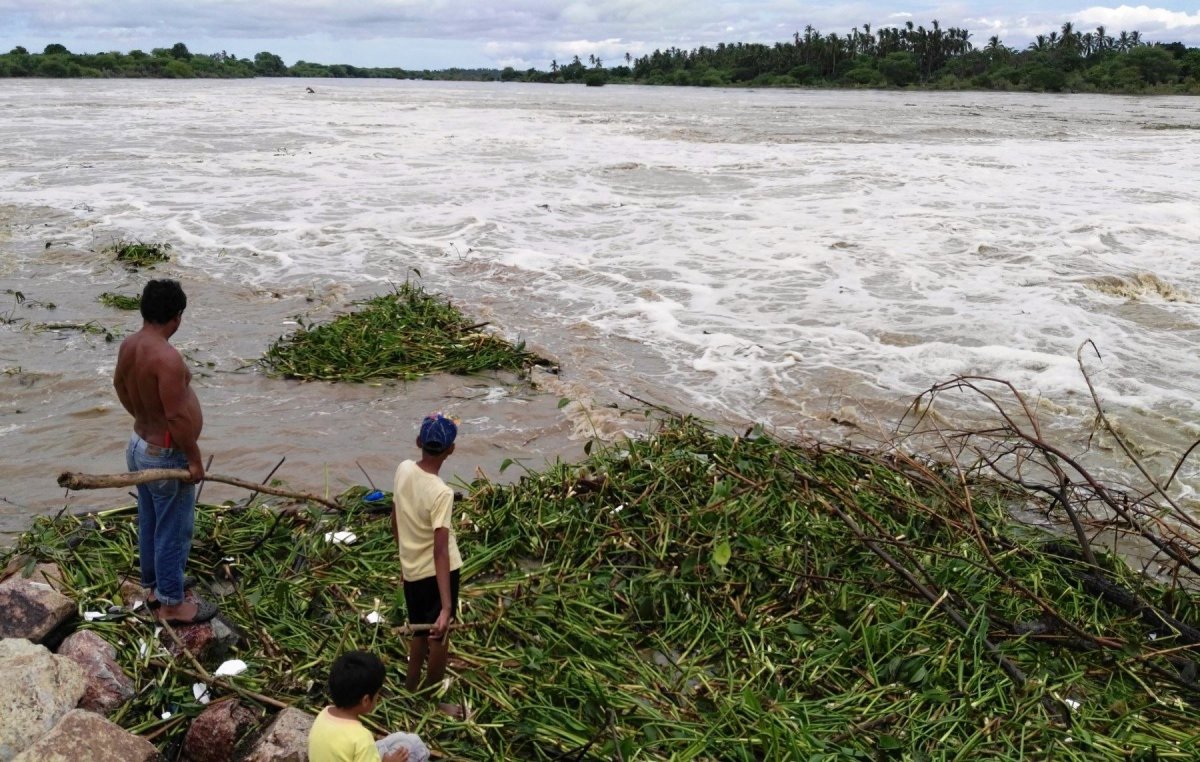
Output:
[390, 508, 403, 582]
[431, 527, 452, 638]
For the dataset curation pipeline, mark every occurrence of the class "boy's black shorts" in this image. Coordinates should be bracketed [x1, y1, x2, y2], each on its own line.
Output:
[403, 568, 460, 638]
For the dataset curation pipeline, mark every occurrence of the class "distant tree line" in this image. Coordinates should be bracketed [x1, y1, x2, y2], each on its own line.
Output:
[0, 42, 498, 81]
[529, 21, 1200, 93]
[3, 21, 1199, 94]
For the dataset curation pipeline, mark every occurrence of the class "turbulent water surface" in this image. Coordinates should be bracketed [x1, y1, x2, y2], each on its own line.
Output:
[2, 79, 1199, 542]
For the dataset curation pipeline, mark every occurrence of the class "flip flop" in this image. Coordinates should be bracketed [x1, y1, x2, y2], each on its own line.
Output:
[146, 576, 199, 610]
[158, 599, 218, 626]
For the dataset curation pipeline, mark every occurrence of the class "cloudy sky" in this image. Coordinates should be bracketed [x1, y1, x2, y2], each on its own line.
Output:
[2, 1, 1198, 70]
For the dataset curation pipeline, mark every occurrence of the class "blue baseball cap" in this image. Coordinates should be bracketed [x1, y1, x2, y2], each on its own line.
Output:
[419, 413, 458, 454]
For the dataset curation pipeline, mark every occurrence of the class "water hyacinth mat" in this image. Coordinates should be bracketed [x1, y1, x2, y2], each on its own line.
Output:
[7, 417, 1200, 759]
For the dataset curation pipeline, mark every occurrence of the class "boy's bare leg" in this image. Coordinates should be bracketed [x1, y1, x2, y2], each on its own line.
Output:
[405, 637, 428, 693]
[423, 633, 449, 689]
[425, 635, 468, 719]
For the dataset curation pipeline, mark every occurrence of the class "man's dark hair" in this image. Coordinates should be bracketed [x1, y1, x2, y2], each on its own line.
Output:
[140, 279, 187, 324]
[328, 650, 386, 708]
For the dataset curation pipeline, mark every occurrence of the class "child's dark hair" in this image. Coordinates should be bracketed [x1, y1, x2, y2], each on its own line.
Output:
[328, 650, 386, 708]
[140, 279, 187, 324]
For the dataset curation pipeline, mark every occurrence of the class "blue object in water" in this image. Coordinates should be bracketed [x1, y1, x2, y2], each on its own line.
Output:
[365, 490, 386, 502]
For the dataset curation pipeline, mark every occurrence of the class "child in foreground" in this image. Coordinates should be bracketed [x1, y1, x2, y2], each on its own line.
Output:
[392, 413, 466, 717]
[308, 650, 429, 762]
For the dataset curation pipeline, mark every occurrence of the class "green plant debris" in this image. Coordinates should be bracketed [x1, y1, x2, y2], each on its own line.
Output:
[98, 292, 142, 310]
[260, 282, 549, 382]
[8, 418, 1200, 759]
[31, 320, 119, 342]
[107, 239, 172, 268]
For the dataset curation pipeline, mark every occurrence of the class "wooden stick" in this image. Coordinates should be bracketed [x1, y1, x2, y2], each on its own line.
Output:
[58, 470, 343, 512]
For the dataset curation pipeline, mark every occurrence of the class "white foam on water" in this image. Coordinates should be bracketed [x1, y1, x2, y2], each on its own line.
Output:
[2, 81, 1200, 489]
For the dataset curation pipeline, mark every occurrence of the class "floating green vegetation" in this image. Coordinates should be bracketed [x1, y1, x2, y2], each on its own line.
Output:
[107, 239, 172, 269]
[31, 320, 119, 342]
[260, 282, 549, 382]
[98, 292, 141, 310]
[9, 417, 1200, 759]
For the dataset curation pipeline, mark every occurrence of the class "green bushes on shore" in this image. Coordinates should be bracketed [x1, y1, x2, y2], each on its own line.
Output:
[7, 417, 1200, 758]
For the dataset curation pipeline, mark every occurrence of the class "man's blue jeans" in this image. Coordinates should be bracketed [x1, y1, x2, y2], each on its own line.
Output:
[126, 433, 195, 606]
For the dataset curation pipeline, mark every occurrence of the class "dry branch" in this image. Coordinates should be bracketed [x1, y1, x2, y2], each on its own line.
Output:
[57, 469, 343, 512]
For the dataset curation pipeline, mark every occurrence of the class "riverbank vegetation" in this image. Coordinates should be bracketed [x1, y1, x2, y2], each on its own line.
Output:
[9, 414, 1200, 758]
[260, 281, 549, 382]
[2, 20, 1197, 94]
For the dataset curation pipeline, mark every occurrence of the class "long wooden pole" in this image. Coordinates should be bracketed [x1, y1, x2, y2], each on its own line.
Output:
[57, 470, 343, 512]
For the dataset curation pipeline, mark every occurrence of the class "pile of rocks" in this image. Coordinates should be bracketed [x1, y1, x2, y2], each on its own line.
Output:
[0, 562, 313, 762]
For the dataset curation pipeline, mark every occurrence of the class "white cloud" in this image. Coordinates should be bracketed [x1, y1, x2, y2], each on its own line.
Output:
[1072, 4, 1200, 31]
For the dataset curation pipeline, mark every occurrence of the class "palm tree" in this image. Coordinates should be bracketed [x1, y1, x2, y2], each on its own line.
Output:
[1129, 30, 1142, 47]
[1060, 21, 1078, 53]
[1080, 32, 1095, 56]
[1028, 35, 1049, 52]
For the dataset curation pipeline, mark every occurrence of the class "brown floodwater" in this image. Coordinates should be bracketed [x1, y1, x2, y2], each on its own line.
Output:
[0, 204, 649, 545]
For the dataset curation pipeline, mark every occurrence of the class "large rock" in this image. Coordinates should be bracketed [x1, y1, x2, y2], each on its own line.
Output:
[160, 591, 241, 664]
[57, 630, 135, 715]
[0, 566, 75, 642]
[182, 700, 261, 762]
[0, 639, 86, 761]
[237, 707, 313, 762]
[11, 708, 160, 762]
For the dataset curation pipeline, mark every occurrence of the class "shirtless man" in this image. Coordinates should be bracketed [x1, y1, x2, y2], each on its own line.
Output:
[113, 279, 217, 625]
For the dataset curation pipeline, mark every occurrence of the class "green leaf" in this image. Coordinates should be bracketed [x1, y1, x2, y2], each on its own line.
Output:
[713, 539, 731, 567]
[787, 622, 811, 637]
[583, 440, 593, 455]
[557, 397, 571, 409]
[499, 458, 514, 474]
[878, 735, 902, 750]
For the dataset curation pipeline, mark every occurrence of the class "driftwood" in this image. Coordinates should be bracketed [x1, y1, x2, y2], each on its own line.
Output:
[57, 470, 343, 512]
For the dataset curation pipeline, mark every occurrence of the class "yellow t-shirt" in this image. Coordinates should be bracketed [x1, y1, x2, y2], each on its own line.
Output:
[393, 459, 462, 581]
[308, 707, 379, 762]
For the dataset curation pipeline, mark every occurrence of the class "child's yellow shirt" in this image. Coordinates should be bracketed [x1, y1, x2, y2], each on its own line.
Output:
[308, 707, 380, 762]
[393, 459, 462, 580]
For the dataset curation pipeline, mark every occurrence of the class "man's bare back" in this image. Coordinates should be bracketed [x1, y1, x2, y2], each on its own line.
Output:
[114, 319, 204, 482]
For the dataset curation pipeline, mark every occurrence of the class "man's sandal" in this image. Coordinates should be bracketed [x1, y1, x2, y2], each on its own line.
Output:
[145, 576, 198, 609]
[157, 599, 218, 626]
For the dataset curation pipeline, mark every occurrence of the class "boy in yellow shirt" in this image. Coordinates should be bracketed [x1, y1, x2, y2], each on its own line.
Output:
[308, 650, 427, 762]
[392, 413, 463, 710]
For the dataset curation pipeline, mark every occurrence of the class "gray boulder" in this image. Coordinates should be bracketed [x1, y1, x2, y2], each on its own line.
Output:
[11, 708, 160, 762]
[57, 630, 135, 715]
[237, 707, 313, 762]
[0, 639, 86, 761]
[0, 565, 75, 642]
